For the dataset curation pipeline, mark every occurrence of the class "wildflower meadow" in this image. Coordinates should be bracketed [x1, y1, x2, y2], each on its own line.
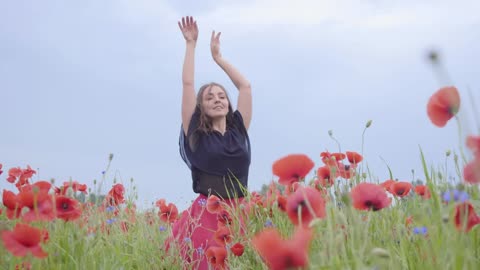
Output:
[1, 69, 480, 269]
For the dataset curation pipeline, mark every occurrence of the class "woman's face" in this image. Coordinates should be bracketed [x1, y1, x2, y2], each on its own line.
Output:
[202, 85, 230, 119]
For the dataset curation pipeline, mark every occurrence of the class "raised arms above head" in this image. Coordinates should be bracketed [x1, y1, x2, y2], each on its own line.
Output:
[210, 30, 252, 130]
[178, 16, 199, 135]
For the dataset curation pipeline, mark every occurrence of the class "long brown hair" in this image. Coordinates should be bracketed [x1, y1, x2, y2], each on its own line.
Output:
[196, 82, 234, 133]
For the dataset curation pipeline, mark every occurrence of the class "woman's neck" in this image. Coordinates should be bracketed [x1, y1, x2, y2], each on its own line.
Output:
[211, 118, 227, 135]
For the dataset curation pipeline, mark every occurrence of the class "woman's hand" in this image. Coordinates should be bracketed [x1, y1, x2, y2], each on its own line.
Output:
[178, 16, 198, 43]
[210, 30, 222, 61]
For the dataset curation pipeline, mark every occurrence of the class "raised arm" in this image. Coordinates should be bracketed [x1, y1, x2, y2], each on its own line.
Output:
[210, 31, 252, 130]
[178, 16, 198, 135]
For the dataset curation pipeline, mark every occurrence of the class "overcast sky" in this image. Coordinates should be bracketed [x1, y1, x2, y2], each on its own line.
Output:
[1, 0, 479, 210]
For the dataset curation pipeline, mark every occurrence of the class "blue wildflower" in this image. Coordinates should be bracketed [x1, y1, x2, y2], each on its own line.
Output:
[264, 219, 274, 227]
[443, 190, 469, 203]
[198, 198, 207, 207]
[184, 237, 191, 243]
[106, 218, 117, 224]
[106, 206, 115, 212]
[159, 226, 167, 232]
[196, 247, 204, 256]
[412, 226, 428, 235]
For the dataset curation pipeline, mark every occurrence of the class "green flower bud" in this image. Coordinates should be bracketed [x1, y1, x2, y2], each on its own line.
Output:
[365, 120, 372, 128]
[371, 247, 390, 258]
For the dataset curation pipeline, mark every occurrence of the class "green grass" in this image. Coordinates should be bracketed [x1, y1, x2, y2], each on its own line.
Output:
[1, 154, 479, 270]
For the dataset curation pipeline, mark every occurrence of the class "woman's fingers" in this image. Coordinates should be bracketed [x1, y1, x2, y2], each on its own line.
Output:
[179, 16, 196, 29]
[211, 31, 221, 42]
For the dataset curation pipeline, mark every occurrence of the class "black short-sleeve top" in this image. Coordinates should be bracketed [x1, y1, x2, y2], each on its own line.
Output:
[179, 108, 251, 198]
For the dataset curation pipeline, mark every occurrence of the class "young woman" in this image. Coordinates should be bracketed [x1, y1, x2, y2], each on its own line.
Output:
[167, 16, 252, 269]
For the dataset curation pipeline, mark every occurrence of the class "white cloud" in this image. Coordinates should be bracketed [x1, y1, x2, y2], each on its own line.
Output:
[199, 0, 480, 30]
[114, 0, 179, 28]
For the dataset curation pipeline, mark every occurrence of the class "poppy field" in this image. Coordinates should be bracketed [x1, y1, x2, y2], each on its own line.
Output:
[1, 84, 480, 270]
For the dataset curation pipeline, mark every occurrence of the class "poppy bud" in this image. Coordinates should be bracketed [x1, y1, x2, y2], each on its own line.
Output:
[446, 150, 451, 157]
[427, 50, 439, 63]
[442, 214, 449, 223]
[365, 120, 372, 128]
[371, 247, 390, 258]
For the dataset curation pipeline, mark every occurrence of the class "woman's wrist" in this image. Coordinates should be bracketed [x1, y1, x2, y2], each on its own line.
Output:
[213, 55, 223, 64]
[186, 40, 197, 47]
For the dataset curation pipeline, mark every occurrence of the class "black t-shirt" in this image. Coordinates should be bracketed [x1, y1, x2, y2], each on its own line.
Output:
[179, 108, 251, 198]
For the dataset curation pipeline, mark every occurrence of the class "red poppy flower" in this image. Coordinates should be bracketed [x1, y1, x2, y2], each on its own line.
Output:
[7, 167, 22, 183]
[380, 179, 396, 190]
[427, 86, 460, 127]
[466, 135, 480, 157]
[206, 195, 223, 214]
[11, 166, 37, 189]
[454, 202, 480, 232]
[250, 192, 264, 205]
[252, 227, 313, 270]
[272, 154, 315, 186]
[104, 183, 125, 206]
[335, 162, 355, 179]
[388, 181, 412, 197]
[2, 189, 22, 219]
[350, 183, 391, 211]
[56, 181, 88, 195]
[41, 229, 49, 243]
[277, 195, 287, 212]
[1, 223, 48, 258]
[346, 151, 363, 164]
[0, 163, 3, 176]
[17, 189, 55, 222]
[217, 209, 233, 227]
[286, 186, 326, 227]
[205, 246, 227, 270]
[320, 151, 345, 165]
[214, 226, 233, 246]
[315, 166, 335, 188]
[20, 181, 52, 194]
[55, 195, 82, 221]
[157, 199, 179, 223]
[230, 242, 244, 256]
[22, 197, 55, 223]
[463, 157, 480, 184]
[414, 185, 431, 199]
[119, 221, 129, 233]
[405, 216, 413, 227]
[15, 261, 31, 270]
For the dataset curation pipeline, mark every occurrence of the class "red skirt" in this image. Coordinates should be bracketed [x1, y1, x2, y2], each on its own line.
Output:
[165, 194, 243, 270]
